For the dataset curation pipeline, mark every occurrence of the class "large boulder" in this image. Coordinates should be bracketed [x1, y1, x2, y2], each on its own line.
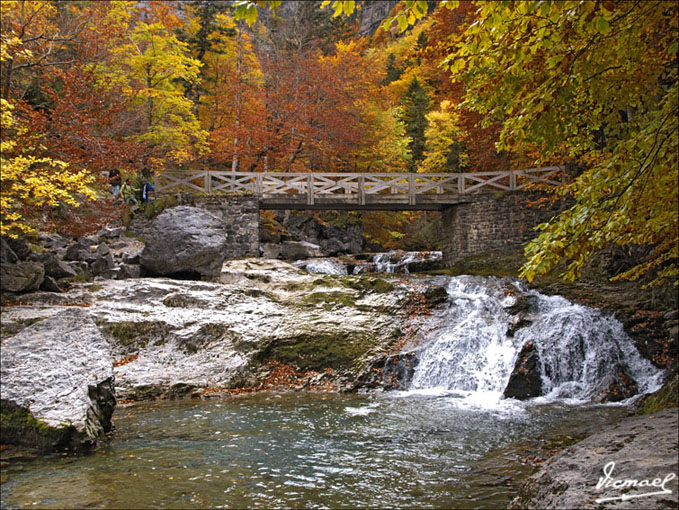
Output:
[141, 206, 228, 279]
[0, 308, 115, 452]
[504, 342, 543, 400]
[0, 260, 45, 292]
[280, 240, 323, 260]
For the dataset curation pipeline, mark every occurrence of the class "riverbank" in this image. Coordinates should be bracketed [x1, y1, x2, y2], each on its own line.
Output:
[510, 407, 678, 509]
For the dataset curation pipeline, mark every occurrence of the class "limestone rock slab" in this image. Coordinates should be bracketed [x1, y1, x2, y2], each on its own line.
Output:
[0, 308, 115, 450]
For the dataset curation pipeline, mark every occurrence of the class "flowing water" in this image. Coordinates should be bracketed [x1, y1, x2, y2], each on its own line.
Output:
[1, 393, 629, 509]
[0, 273, 663, 509]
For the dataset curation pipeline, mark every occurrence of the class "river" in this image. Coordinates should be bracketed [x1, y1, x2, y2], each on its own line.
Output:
[1, 392, 630, 509]
[0, 254, 664, 508]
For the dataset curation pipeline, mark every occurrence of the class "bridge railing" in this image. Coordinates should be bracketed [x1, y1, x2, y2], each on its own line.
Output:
[155, 166, 565, 204]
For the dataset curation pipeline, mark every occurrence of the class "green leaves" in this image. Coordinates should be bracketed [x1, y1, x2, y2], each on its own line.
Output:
[445, 1, 678, 286]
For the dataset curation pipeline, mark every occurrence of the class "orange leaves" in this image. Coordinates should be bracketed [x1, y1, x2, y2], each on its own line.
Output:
[113, 355, 138, 368]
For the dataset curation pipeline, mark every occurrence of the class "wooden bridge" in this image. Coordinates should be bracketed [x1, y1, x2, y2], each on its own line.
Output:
[154, 166, 565, 210]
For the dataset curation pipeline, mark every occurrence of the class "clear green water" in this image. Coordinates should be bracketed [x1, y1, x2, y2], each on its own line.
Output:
[1, 392, 627, 509]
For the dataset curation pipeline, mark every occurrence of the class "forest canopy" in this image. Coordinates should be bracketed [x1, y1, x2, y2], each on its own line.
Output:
[1, 0, 677, 286]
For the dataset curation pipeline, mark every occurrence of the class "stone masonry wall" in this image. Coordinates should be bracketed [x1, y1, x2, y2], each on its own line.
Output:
[441, 192, 569, 266]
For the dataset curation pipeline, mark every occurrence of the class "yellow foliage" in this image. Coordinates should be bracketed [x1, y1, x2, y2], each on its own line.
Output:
[0, 99, 95, 236]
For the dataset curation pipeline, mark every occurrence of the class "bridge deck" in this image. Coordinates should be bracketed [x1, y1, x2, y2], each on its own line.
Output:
[155, 167, 565, 210]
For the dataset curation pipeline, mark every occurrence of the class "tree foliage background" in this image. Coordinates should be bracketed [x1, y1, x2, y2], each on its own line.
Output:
[1, 0, 677, 287]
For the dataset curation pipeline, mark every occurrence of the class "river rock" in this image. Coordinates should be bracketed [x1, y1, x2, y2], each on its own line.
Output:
[65, 242, 97, 263]
[0, 260, 45, 292]
[320, 238, 347, 256]
[1, 237, 19, 263]
[423, 285, 448, 306]
[503, 342, 543, 400]
[5, 235, 31, 260]
[40, 275, 63, 293]
[140, 206, 228, 279]
[510, 408, 679, 509]
[260, 243, 282, 259]
[38, 232, 68, 250]
[42, 252, 77, 279]
[90, 253, 115, 277]
[280, 240, 323, 260]
[96, 242, 111, 256]
[117, 263, 141, 280]
[381, 351, 419, 389]
[596, 364, 639, 403]
[0, 308, 115, 452]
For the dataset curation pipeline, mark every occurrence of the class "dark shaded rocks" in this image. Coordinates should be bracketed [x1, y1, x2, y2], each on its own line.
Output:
[596, 364, 639, 403]
[261, 211, 365, 258]
[141, 206, 228, 280]
[1, 237, 19, 263]
[423, 285, 448, 306]
[0, 308, 115, 452]
[90, 253, 115, 277]
[505, 294, 538, 315]
[65, 242, 97, 263]
[42, 252, 77, 279]
[117, 263, 141, 280]
[280, 240, 323, 260]
[5, 235, 31, 259]
[260, 243, 282, 259]
[40, 275, 63, 293]
[504, 343, 543, 400]
[0, 260, 45, 292]
[382, 351, 419, 390]
[320, 238, 347, 257]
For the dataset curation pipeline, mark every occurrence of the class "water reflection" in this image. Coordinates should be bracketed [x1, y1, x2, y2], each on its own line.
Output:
[2, 392, 627, 509]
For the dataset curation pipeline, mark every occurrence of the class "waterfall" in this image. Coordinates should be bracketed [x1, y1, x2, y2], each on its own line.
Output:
[354, 251, 443, 274]
[409, 276, 663, 403]
[293, 258, 348, 275]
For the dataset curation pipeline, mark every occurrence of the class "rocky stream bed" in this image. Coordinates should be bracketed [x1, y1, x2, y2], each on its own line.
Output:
[1, 205, 677, 509]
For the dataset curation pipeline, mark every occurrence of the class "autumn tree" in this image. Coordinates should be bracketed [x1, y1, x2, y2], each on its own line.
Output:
[418, 100, 468, 173]
[441, 1, 678, 286]
[94, 1, 208, 169]
[0, 35, 94, 237]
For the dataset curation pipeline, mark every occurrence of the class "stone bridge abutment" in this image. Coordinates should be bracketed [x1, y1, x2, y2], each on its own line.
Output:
[440, 193, 568, 267]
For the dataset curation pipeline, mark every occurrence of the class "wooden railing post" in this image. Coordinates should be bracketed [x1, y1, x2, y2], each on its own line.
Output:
[307, 174, 315, 205]
[256, 173, 262, 194]
[205, 171, 211, 193]
[408, 174, 415, 205]
[458, 174, 466, 194]
[358, 175, 365, 205]
[510, 171, 517, 190]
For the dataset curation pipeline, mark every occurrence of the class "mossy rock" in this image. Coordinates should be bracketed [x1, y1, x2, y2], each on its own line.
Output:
[99, 320, 174, 352]
[339, 276, 395, 294]
[256, 331, 383, 372]
[0, 399, 86, 453]
[639, 374, 679, 414]
[302, 291, 358, 310]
